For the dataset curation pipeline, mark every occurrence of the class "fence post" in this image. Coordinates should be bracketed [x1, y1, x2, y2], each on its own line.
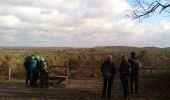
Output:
[8, 66, 12, 80]
[150, 68, 153, 77]
[65, 66, 69, 76]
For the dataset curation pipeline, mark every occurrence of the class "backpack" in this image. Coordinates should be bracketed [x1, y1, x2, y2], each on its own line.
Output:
[129, 58, 139, 71]
[24, 56, 31, 70]
[102, 68, 112, 79]
[40, 61, 49, 72]
[29, 59, 37, 72]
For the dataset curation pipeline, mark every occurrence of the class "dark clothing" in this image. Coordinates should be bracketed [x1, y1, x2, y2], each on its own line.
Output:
[102, 77, 113, 98]
[30, 71, 39, 87]
[120, 78, 129, 99]
[24, 56, 31, 85]
[25, 71, 30, 85]
[24, 56, 31, 71]
[130, 73, 138, 93]
[129, 57, 139, 72]
[101, 60, 116, 78]
[40, 72, 49, 87]
[39, 60, 50, 88]
[101, 60, 116, 98]
[129, 57, 139, 93]
[119, 62, 130, 77]
[35, 58, 40, 82]
[29, 59, 38, 87]
[119, 62, 130, 99]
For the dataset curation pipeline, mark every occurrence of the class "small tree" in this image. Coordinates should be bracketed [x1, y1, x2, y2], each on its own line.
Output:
[138, 50, 155, 68]
[0, 55, 13, 80]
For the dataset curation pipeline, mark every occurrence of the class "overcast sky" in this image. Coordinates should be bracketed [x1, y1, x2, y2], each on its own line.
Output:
[0, 0, 169, 47]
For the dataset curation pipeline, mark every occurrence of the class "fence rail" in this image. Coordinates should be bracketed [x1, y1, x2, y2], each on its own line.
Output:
[50, 65, 170, 78]
[5, 65, 170, 80]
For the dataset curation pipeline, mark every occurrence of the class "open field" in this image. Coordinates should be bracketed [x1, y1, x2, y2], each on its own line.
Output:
[0, 72, 169, 100]
[1, 47, 170, 80]
[0, 47, 170, 99]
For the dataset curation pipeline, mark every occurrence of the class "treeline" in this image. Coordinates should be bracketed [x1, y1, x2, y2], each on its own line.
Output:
[0, 46, 170, 78]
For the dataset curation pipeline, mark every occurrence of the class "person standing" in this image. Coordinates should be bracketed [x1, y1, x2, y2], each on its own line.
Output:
[24, 56, 31, 87]
[29, 55, 38, 87]
[35, 55, 41, 83]
[129, 52, 139, 94]
[119, 55, 130, 100]
[39, 57, 50, 88]
[101, 55, 116, 98]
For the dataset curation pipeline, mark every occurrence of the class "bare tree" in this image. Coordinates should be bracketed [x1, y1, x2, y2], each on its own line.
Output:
[130, 0, 170, 19]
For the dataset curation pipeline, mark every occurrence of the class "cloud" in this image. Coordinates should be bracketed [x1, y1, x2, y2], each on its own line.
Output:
[0, 0, 169, 47]
[0, 15, 21, 28]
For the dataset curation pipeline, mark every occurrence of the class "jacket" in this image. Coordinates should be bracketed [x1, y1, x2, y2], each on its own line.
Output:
[29, 59, 37, 73]
[119, 62, 130, 78]
[101, 60, 116, 78]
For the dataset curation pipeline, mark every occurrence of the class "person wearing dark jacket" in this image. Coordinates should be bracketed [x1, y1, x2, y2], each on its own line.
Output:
[119, 55, 130, 100]
[38, 57, 50, 88]
[24, 56, 31, 87]
[129, 52, 139, 94]
[101, 55, 116, 98]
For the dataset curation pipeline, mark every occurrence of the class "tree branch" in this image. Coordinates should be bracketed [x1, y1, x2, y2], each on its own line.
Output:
[131, 0, 170, 19]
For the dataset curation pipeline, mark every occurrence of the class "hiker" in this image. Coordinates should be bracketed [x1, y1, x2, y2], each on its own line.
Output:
[129, 52, 139, 94]
[101, 55, 116, 98]
[38, 57, 50, 88]
[35, 55, 41, 67]
[35, 55, 41, 82]
[29, 55, 38, 87]
[24, 56, 31, 87]
[119, 55, 130, 100]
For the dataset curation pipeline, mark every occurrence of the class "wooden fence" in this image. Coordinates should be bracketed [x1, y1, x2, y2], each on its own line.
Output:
[50, 65, 170, 78]
[5, 65, 170, 80]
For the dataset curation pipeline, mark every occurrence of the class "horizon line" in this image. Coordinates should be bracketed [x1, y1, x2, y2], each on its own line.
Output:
[0, 46, 169, 49]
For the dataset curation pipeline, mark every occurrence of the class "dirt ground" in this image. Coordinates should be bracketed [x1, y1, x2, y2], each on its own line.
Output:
[0, 73, 170, 100]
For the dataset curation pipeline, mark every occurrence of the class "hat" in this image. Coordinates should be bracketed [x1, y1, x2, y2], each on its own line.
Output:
[35, 55, 40, 60]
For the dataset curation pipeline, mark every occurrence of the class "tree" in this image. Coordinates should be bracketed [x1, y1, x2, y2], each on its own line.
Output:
[130, 0, 170, 19]
[138, 50, 156, 68]
[0, 55, 13, 80]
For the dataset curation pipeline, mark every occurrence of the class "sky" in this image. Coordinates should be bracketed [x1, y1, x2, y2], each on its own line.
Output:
[0, 0, 169, 47]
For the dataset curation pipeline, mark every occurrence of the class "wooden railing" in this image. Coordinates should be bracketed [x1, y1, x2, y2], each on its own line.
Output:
[5, 64, 170, 80]
[50, 65, 100, 77]
[140, 67, 170, 77]
[50, 65, 170, 78]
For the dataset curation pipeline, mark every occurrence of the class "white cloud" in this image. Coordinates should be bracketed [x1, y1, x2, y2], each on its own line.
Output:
[0, 15, 21, 28]
[0, 0, 169, 47]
